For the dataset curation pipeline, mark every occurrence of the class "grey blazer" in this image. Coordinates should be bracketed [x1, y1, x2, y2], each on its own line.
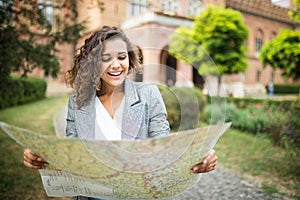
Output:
[66, 78, 170, 141]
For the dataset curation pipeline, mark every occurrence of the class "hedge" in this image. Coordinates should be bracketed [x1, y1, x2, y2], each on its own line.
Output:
[226, 96, 293, 110]
[265, 84, 300, 94]
[157, 85, 206, 132]
[0, 76, 47, 109]
[204, 97, 300, 147]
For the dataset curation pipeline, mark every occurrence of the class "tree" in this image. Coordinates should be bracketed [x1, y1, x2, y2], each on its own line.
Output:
[169, 5, 249, 93]
[259, 29, 300, 81]
[289, 0, 300, 22]
[0, 0, 86, 84]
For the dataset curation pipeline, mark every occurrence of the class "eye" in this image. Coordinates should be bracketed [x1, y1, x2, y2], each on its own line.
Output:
[118, 55, 127, 60]
[101, 56, 111, 62]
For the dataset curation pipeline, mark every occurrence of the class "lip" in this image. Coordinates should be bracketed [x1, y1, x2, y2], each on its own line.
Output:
[107, 71, 123, 77]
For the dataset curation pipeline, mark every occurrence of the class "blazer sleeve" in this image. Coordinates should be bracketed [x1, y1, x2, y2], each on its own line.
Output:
[66, 95, 78, 138]
[148, 85, 170, 138]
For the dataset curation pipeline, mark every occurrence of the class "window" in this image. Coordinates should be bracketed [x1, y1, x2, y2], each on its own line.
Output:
[162, 0, 179, 14]
[255, 29, 264, 55]
[256, 70, 262, 83]
[187, 0, 203, 16]
[129, 0, 149, 16]
[38, 0, 54, 25]
[271, 31, 277, 39]
[271, 70, 275, 82]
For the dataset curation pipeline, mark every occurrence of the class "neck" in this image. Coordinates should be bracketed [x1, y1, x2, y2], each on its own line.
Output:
[99, 82, 124, 97]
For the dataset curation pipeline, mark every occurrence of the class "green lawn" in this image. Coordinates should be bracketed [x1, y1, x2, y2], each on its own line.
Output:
[0, 96, 70, 200]
[0, 96, 299, 199]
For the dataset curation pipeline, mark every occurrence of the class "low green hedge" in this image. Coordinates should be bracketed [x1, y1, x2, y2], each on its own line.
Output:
[227, 97, 292, 110]
[265, 84, 300, 94]
[157, 85, 206, 131]
[204, 97, 300, 147]
[0, 76, 47, 109]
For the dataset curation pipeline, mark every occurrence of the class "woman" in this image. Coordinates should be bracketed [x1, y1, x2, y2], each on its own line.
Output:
[23, 26, 217, 198]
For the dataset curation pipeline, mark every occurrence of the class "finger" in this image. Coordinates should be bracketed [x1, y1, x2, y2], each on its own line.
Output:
[24, 149, 39, 161]
[206, 149, 216, 161]
[23, 154, 47, 167]
[192, 159, 217, 173]
[23, 159, 45, 169]
[24, 149, 45, 162]
[23, 150, 48, 169]
[192, 165, 214, 173]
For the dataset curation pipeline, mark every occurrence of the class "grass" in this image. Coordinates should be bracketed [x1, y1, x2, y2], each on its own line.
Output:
[215, 129, 300, 198]
[0, 96, 70, 200]
[0, 96, 299, 199]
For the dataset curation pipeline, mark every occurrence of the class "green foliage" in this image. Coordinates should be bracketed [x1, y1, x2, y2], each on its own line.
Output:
[0, 76, 47, 109]
[157, 85, 206, 131]
[204, 98, 300, 147]
[226, 97, 293, 109]
[169, 5, 249, 76]
[289, 0, 300, 22]
[259, 29, 300, 80]
[265, 84, 300, 94]
[283, 98, 300, 147]
[0, 0, 86, 81]
[204, 104, 268, 135]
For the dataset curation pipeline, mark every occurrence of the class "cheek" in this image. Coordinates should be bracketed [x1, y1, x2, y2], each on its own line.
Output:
[121, 59, 130, 69]
[100, 63, 109, 73]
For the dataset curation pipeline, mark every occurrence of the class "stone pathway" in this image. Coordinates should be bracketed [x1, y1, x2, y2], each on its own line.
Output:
[173, 167, 291, 200]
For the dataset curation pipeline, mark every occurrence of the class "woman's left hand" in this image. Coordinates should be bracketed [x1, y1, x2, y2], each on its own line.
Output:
[191, 149, 217, 174]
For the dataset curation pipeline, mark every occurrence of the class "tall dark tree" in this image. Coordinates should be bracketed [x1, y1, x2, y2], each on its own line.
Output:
[0, 0, 86, 83]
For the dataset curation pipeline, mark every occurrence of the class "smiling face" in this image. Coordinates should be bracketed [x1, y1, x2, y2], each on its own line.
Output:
[100, 38, 129, 91]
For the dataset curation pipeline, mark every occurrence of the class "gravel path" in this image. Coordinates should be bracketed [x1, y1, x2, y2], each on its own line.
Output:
[173, 167, 290, 200]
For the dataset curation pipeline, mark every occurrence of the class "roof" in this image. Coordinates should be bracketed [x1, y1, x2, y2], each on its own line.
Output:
[225, 0, 295, 25]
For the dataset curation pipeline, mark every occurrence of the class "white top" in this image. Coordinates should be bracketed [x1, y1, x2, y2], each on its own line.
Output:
[95, 96, 125, 140]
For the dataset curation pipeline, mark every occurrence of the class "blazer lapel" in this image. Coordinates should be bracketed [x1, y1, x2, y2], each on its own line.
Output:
[74, 96, 96, 140]
[122, 79, 145, 140]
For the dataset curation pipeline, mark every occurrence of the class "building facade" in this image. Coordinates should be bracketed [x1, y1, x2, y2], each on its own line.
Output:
[55, 0, 299, 96]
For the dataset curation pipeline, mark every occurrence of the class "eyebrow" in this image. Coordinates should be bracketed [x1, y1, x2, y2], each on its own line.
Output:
[101, 52, 127, 56]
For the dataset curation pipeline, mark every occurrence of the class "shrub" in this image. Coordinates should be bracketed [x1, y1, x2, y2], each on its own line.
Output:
[0, 76, 47, 109]
[264, 110, 286, 147]
[158, 85, 206, 131]
[204, 103, 286, 138]
[283, 98, 300, 147]
[227, 97, 292, 110]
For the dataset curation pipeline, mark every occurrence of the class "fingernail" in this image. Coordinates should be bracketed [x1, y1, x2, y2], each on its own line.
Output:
[192, 167, 198, 172]
[37, 157, 43, 162]
[203, 160, 207, 164]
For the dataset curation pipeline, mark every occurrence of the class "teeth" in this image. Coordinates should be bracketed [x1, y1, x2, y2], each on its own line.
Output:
[108, 71, 122, 76]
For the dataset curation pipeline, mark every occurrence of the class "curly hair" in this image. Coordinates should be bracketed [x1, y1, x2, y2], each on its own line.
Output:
[66, 26, 140, 108]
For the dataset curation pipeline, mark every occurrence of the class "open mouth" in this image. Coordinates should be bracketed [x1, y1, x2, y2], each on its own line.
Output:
[107, 71, 123, 76]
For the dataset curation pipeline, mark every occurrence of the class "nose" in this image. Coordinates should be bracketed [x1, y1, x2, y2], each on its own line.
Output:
[111, 59, 121, 68]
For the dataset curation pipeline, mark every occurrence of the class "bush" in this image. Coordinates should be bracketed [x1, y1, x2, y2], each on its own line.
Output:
[227, 97, 292, 110]
[158, 85, 206, 131]
[0, 76, 47, 109]
[283, 98, 300, 147]
[204, 102, 289, 141]
[205, 98, 300, 147]
[204, 104, 269, 135]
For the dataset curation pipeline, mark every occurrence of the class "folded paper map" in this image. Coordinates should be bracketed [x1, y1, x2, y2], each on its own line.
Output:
[0, 121, 231, 199]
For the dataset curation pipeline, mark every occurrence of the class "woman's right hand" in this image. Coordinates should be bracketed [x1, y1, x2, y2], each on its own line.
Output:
[23, 149, 48, 169]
